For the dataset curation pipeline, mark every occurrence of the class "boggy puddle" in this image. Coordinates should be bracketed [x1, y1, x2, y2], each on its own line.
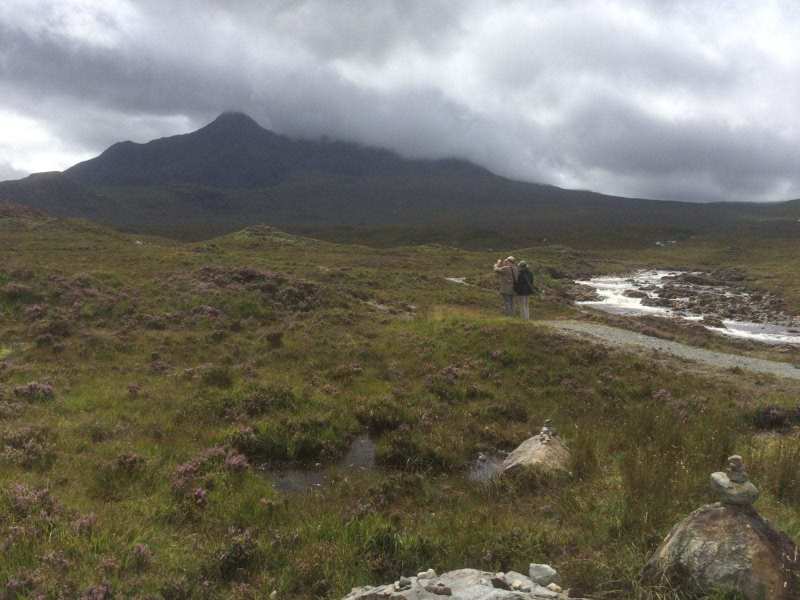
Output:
[467, 453, 505, 483]
[262, 435, 377, 493]
[262, 437, 509, 492]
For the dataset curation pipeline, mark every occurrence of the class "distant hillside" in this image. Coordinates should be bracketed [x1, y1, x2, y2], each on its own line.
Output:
[0, 201, 47, 220]
[1, 112, 798, 247]
[0, 171, 111, 220]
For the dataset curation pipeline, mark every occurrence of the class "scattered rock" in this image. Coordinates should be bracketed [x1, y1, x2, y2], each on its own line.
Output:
[502, 421, 571, 475]
[395, 576, 412, 591]
[418, 569, 437, 580]
[588, 269, 797, 329]
[545, 267, 571, 280]
[423, 581, 452, 595]
[568, 284, 600, 302]
[701, 315, 725, 328]
[529, 564, 559, 586]
[642, 456, 800, 599]
[342, 567, 573, 599]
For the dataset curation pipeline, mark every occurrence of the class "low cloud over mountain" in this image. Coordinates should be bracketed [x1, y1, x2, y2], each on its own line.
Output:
[1, 0, 799, 202]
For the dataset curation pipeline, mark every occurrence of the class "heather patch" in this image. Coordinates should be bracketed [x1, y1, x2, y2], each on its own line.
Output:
[0, 399, 25, 419]
[13, 382, 54, 402]
[91, 452, 149, 500]
[81, 582, 113, 599]
[0, 283, 40, 304]
[227, 411, 357, 464]
[72, 512, 97, 536]
[22, 303, 46, 321]
[4, 483, 60, 523]
[170, 446, 228, 494]
[129, 542, 153, 571]
[207, 527, 261, 582]
[1, 426, 56, 469]
[219, 382, 298, 420]
[196, 265, 326, 313]
[31, 317, 72, 339]
[201, 365, 234, 389]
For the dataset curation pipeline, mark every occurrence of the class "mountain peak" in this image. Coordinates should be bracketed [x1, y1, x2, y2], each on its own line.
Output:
[61, 111, 487, 188]
[202, 112, 265, 134]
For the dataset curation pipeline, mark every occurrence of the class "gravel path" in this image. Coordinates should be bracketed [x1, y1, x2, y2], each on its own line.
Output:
[543, 320, 800, 381]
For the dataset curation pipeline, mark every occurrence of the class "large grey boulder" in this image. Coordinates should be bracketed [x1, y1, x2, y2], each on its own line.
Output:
[342, 567, 573, 599]
[642, 456, 800, 599]
[502, 421, 570, 475]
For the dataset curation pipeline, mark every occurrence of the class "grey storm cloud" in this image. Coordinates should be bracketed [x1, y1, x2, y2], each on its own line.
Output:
[1, 0, 799, 202]
[0, 161, 26, 181]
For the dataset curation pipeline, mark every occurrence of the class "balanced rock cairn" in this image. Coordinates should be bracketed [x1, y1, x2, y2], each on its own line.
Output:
[539, 419, 556, 442]
[642, 454, 800, 599]
[710, 454, 759, 506]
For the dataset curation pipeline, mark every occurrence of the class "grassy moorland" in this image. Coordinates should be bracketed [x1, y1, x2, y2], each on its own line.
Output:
[1, 207, 799, 599]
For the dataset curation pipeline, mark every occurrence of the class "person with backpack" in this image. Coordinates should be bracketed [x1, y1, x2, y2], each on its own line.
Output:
[514, 261, 535, 320]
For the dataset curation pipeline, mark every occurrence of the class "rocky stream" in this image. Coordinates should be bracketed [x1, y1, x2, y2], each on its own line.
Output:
[574, 269, 800, 345]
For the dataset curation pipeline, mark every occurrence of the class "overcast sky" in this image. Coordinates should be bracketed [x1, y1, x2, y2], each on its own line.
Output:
[1, 0, 799, 202]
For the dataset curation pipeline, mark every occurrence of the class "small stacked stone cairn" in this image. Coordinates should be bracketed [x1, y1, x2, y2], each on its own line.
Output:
[710, 454, 759, 506]
[643, 455, 800, 599]
[501, 420, 571, 475]
[540, 419, 556, 440]
[342, 564, 583, 599]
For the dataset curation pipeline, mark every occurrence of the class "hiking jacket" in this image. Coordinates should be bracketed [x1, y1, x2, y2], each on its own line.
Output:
[494, 264, 517, 295]
[514, 268, 534, 296]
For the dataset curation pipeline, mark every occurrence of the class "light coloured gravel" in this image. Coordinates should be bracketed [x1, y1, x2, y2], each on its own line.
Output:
[542, 320, 800, 381]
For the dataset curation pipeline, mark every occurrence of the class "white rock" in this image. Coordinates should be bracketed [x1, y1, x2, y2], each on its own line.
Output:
[511, 579, 532, 592]
[417, 568, 437, 579]
[529, 563, 559, 586]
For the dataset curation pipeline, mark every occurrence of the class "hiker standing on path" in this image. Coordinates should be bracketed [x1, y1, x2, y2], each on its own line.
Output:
[514, 261, 535, 320]
[494, 256, 518, 316]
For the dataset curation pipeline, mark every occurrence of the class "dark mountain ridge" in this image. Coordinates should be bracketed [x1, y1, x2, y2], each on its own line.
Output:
[64, 112, 489, 188]
[1, 112, 798, 246]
